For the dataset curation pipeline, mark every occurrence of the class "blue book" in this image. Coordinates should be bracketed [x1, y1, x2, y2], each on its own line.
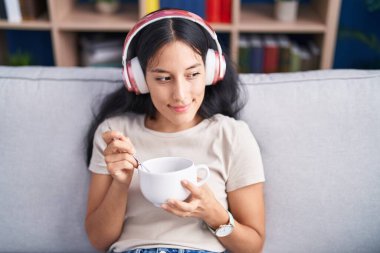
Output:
[169, 0, 182, 9]
[186, 0, 205, 18]
[160, 0, 171, 8]
[183, 0, 192, 12]
[249, 35, 264, 73]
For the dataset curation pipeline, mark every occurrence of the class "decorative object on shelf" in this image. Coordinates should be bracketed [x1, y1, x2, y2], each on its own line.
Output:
[274, 0, 299, 22]
[80, 34, 123, 67]
[94, 0, 120, 15]
[8, 50, 32, 66]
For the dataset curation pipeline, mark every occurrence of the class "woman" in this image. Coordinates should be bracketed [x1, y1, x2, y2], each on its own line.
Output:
[85, 9, 265, 253]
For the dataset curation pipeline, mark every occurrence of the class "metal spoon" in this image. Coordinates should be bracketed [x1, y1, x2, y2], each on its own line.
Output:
[131, 154, 151, 173]
[106, 124, 151, 173]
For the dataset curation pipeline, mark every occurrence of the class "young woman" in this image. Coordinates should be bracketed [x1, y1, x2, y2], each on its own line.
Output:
[85, 9, 265, 253]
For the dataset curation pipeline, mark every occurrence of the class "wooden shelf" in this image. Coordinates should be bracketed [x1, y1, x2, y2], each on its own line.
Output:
[239, 4, 325, 33]
[0, 0, 342, 70]
[57, 4, 138, 32]
[0, 18, 51, 30]
[208, 23, 234, 32]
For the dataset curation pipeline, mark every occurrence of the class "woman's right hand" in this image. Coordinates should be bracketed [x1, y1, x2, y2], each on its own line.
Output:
[102, 130, 138, 186]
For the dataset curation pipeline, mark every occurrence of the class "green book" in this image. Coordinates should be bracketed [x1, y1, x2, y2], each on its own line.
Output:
[290, 42, 301, 72]
[238, 36, 251, 73]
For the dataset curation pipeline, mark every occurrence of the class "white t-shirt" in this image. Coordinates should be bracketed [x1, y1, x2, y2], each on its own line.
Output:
[89, 113, 265, 252]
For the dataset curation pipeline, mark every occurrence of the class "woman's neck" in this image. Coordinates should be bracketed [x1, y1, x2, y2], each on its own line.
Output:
[144, 114, 203, 133]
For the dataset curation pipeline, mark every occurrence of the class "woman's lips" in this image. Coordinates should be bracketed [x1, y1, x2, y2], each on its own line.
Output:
[169, 103, 191, 113]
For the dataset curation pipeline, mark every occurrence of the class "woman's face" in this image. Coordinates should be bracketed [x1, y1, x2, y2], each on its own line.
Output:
[145, 41, 206, 132]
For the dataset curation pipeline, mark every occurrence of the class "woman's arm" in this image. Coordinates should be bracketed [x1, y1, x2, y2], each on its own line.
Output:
[162, 182, 265, 253]
[218, 183, 265, 253]
[85, 130, 137, 251]
[85, 174, 130, 251]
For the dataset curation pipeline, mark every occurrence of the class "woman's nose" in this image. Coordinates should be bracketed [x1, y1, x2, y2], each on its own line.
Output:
[172, 77, 187, 102]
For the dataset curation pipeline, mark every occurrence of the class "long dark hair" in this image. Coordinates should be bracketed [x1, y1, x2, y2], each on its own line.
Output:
[86, 16, 246, 165]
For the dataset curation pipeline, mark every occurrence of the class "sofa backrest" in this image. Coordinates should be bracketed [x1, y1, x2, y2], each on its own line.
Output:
[240, 70, 380, 252]
[0, 67, 379, 253]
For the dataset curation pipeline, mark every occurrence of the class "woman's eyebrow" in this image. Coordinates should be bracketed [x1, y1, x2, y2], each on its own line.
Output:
[185, 63, 202, 70]
[150, 63, 201, 73]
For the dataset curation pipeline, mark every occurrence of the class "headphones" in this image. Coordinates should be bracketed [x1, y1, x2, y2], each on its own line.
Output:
[122, 9, 226, 94]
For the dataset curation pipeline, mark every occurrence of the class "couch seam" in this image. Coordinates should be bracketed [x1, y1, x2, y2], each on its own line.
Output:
[241, 74, 380, 85]
[0, 76, 122, 83]
[2, 73, 380, 84]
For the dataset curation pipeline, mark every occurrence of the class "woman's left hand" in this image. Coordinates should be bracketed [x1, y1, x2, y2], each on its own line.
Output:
[161, 180, 228, 226]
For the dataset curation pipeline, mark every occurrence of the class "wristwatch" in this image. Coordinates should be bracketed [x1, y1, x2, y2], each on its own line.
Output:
[207, 210, 235, 237]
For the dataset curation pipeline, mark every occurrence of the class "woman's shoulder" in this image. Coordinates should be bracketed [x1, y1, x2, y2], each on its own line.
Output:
[209, 114, 251, 132]
[99, 113, 144, 133]
[207, 114, 253, 144]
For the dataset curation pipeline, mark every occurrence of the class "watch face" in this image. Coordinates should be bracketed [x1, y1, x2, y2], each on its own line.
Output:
[216, 225, 233, 237]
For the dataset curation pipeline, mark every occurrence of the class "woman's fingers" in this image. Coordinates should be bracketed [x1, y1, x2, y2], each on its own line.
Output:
[102, 130, 125, 145]
[165, 198, 200, 213]
[181, 180, 202, 198]
[105, 152, 137, 166]
[103, 138, 136, 156]
[107, 160, 134, 174]
[162, 202, 193, 218]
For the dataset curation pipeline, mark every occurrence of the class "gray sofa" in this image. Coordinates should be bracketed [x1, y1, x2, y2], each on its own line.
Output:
[0, 66, 379, 253]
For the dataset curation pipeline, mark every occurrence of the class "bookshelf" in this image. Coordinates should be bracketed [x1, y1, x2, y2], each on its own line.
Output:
[0, 0, 341, 70]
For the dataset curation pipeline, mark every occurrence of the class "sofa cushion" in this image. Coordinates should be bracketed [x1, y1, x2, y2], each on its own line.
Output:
[0, 67, 120, 252]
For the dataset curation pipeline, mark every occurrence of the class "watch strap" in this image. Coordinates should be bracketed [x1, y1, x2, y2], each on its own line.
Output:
[206, 210, 234, 235]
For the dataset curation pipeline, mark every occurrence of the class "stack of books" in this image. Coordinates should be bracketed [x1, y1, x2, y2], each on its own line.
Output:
[143, 0, 232, 23]
[238, 34, 321, 73]
[80, 34, 123, 67]
[0, 0, 47, 23]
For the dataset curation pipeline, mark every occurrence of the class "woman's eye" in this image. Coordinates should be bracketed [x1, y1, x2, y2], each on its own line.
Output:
[155, 76, 171, 82]
[187, 72, 200, 79]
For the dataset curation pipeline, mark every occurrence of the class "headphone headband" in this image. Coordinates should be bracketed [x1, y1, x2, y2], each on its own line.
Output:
[122, 9, 224, 91]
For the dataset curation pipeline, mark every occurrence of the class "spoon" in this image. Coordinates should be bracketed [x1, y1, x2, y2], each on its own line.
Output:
[131, 154, 151, 173]
[106, 124, 151, 173]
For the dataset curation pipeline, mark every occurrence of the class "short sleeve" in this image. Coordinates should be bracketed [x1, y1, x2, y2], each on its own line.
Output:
[88, 120, 110, 174]
[226, 121, 265, 192]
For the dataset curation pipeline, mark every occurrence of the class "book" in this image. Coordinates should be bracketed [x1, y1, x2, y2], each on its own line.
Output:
[4, 0, 22, 23]
[206, 0, 220, 23]
[238, 36, 251, 73]
[171, 0, 183, 9]
[0, 0, 7, 20]
[289, 42, 301, 72]
[308, 41, 320, 70]
[159, 0, 171, 9]
[220, 0, 231, 23]
[184, 0, 205, 18]
[278, 35, 291, 72]
[300, 46, 312, 71]
[19, 0, 46, 20]
[263, 35, 279, 73]
[145, 0, 159, 15]
[160, 0, 181, 9]
[249, 35, 263, 73]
